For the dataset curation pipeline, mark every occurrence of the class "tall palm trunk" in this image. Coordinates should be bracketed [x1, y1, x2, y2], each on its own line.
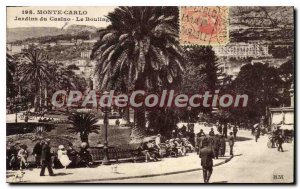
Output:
[39, 80, 43, 112]
[124, 106, 130, 124]
[34, 81, 39, 112]
[44, 83, 48, 108]
[130, 107, 146, 143]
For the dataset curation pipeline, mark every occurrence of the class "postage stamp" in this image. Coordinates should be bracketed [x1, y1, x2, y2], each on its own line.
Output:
[179, 6, 229, 46]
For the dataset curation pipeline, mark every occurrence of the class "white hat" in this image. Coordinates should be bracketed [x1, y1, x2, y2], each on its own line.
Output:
[58, 145, 64, 150]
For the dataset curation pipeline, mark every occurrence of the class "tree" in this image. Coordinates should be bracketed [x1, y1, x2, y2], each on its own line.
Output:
[67, 112, 100, 146]
[6, 53, 16, 98]
[181, 46, 219, 119]
[18, 48, 54, 112]
[182, 46, 219, 93]
[231, 63, 283, 122]
[278, 59, 294, 106]
[91, 7, 185, 140]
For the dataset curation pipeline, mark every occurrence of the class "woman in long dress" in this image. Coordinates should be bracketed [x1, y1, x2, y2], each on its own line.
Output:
[57, 145, 71, 169]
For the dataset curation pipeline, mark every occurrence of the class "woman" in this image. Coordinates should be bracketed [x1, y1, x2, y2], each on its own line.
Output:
[57, 145, 71, 169]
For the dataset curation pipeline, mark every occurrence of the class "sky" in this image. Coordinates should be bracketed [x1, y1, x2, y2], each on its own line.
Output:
[7, 6, 116, 28]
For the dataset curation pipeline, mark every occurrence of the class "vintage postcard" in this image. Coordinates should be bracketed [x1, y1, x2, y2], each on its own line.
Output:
[6, 6, 294, 183]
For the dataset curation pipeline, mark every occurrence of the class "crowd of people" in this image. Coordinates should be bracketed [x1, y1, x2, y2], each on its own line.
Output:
[196, 127, 236, 183]
[7, 139, 94, 176]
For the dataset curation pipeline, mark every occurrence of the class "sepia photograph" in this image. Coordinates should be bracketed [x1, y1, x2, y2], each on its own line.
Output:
[5, 6, 295, 184]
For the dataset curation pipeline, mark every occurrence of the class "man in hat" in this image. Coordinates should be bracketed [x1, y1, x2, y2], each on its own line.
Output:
[277, 133, 284, 152]
[209, 128, 215, 137]
[40, 139, 54, 176]
[223, 123, 228, 138]
[32, 140, 44, 168]
[199, 138, 215, 183]
[233, 125, 238, 139]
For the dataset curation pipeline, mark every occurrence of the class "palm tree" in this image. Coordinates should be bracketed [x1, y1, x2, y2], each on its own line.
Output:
[18, 48, 54, 112]
[91, 7, 185, 141]
[6, 53, 16, 98]
[67, 112, 100, 146]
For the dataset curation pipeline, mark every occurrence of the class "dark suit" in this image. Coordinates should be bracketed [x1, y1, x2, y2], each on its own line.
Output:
[228, 135, 234, 156]
[213, 136, 220, 159]
[40, 143, 54, 176]
[32, 142, 43, 167]
[199, 146, 215, 183]
[223, 126, 228, 138]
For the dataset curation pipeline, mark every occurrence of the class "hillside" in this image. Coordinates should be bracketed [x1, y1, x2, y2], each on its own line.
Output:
[7, 24, 100, 43]
[7, 27, 65, 43]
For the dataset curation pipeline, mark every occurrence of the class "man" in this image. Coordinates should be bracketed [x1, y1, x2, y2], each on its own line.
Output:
[188, 123, 194, 133]
[223, 123, 228, 138]
[209, 128, 215, 137]
[255, 126, 261, 142]
[277, 133, 284, 152]
[219, 135, 226, 157]
[32, 140, 44, 168]
[40, 139, 54, 176]
[115, 119, 120, 127]
[199, 138, 215, 183]
[233, 125, 238, 139]
[228, 132, 235, 156]
[196, 130, 207, 154]
[213, 134, 220, 159]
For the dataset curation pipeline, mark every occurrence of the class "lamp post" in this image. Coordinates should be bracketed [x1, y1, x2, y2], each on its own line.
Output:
[15, 94, 21, 123]
[101, 91, 111, 165]
[187, 106, 192, 128]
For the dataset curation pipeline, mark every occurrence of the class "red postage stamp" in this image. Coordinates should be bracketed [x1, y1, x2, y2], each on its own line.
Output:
[179, 6, 229, 46]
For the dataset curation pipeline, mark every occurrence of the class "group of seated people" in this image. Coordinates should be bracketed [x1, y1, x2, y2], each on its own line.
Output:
[6, 140, 93, 171]
[165, 137, 195, 157]
[7, 142, 29, 170]
[135, 132, 196, 162]
[53, 142, 93, 169]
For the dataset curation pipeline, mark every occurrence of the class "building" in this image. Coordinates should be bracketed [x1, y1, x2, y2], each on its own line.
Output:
[57, 40, 75, 46]
[81, 50, 92, 58]
[213, 42, 271, 59]
[6, 43, 29, 54]
[269, 84, 294, 131]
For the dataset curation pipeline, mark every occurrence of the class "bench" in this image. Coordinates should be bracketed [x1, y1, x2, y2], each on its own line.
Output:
[89, 147, 146, 163]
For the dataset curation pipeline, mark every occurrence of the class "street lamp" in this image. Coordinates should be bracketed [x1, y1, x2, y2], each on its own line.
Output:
[187, 106, 192, 128]
[101, 91, 111, 165]
[15, 94, 21, 123]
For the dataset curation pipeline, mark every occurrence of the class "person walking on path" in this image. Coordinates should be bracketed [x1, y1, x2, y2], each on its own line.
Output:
[223, 124, 228, 138]
[199, 138, 215, 183]
[219, 135, 226, 157]
[213, 134, 220, 159]
[233, 125, 238, 139]
[40, 139, 54, 176]
[277, 133, 284, 152]
[32, 140, 44, 168]
[228, 132, 235, 156]
[255, 126, 261, 142]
